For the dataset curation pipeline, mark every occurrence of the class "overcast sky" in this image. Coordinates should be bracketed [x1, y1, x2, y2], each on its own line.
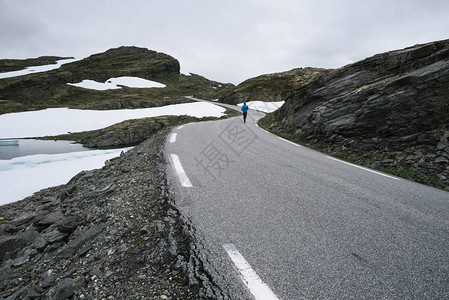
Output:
[1, 0, 448, 84]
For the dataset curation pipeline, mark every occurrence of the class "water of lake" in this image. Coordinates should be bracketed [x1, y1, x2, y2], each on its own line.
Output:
[0, 139, 90, 160]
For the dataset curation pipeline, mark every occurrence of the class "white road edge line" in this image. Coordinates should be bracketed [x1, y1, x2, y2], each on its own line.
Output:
[169, 133, 177, 143]
[327, 156, 400, 180]
[170, 154, 193, 187]
[177, 125, 184, 129]
[255, 124, 301, 148]
[277, 136, 302, 148]
[223, 244, 279, 300]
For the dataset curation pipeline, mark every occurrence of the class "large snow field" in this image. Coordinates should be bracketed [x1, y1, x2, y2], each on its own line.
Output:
[0, 102, 226, 139]
[0, 148, 130, 205]
[0, 58, 78, 79]
[237, 101, 285, 113]
[68, 76, 166, 90]
[0, 101, 226, 204]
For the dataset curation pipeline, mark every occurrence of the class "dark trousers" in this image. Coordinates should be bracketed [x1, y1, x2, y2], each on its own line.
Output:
[243, 112, 247, 123]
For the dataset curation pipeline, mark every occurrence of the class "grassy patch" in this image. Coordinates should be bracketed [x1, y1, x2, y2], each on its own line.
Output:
[0, 217, 11, 225]
[379, 167, 444, 189]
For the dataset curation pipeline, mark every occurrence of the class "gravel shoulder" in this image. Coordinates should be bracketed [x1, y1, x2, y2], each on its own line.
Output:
[0, 130, 208, 299]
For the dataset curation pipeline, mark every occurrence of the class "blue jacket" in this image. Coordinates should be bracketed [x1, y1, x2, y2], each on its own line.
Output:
[241, 103, 249, 113]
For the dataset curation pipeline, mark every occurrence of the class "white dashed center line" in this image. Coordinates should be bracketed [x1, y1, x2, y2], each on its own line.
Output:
[169, 133, 177, 143]
[223, 243, 279, 300]
[170, 154, 193, 187]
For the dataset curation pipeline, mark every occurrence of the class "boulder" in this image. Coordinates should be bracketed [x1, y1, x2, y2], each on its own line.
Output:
[276, 39, 449, 150]
[60, 223, 107, 258]
[0, 235, 25, 263]
[52, 277, 86, 299]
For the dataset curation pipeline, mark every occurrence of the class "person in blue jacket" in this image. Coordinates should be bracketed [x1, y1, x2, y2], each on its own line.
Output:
[241, 102, 249, 123]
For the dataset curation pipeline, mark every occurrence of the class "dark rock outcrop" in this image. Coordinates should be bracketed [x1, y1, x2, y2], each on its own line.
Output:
[277, 40, 449, 138]
[274, 39, 449, 188]
[219, 67, 331, 105]
[59, 46, 180, 82]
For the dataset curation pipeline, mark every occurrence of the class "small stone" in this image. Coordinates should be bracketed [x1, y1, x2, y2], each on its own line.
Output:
[381, 159, 395, 165]
[435, 156, 449, 163]
[437, 174, 447, 180]
[8, 254, 30, 267]
[140, 225, 150, 234]
[53, 277, 86, 299]
[160, 295, 168, 300]
[406, 153, 423, 161]
[34, 235, 48, 251]
[436, 141, 448, 150]
[42, 230, 66, 243]
[41, 274, 56, 288]
[9, 215, 35, 227]
[25, 286, 42, 299]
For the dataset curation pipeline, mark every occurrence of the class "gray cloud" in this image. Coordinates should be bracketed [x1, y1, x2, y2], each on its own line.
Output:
[0, 0, 448, 84]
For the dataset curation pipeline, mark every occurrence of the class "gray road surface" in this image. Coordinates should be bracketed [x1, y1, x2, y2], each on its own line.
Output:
[165, 104, 449, 299]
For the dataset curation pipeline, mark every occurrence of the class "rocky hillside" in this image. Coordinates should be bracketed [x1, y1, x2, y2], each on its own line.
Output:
[0, 47, 233, 114]
[219, 67, 331, 105]
[272, 39, 449, 189]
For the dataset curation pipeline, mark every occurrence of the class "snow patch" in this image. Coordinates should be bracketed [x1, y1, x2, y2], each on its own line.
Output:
[68, 76, 166, 90]
[0, 102, 226, 139]
[238, 101, 285, 113]
[0, 58, 79, 79]
[0, 148, 131, 205]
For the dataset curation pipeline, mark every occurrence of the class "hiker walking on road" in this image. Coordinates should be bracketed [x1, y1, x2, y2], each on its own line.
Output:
[241, 102, 249, 123]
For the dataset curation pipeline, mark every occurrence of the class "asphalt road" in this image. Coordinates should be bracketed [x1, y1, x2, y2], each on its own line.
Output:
[165, 104, 449, 299]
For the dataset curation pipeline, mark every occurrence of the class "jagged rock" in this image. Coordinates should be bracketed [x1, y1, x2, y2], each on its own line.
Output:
[34, 210, 63, 228]
[41, 230, 66, 243]
[34, 235, 48, 252]
[41, 273, 56, 289]
[4, 249, 37, 268]
[60, 223, 107, 258]
[56, 209, 86, 233]
[0, 235, 25, 263]
[9, 215, 35, 227]
[24, 285, 42, 299]
[20, 225, 38, 243]
[52, 277, 86, 299]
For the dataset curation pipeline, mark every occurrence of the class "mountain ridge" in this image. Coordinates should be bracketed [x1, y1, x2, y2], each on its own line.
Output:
[0, 47, 233, 115]
[219, 67, 332, 105]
